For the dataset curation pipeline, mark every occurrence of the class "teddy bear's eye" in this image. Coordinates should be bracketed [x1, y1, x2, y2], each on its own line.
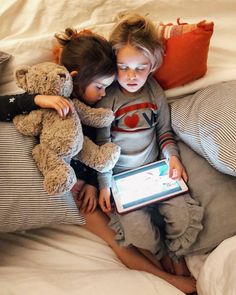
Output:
[59, 74, 66, 79]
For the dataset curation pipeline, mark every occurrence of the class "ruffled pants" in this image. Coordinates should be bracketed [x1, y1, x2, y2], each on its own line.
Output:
[109, 193, 204, 259]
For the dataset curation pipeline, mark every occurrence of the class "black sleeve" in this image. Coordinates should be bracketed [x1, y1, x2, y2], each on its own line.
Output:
[86, 167, 98, 188]
[70, 158, 98, 188]
[0, 92, 38, 121]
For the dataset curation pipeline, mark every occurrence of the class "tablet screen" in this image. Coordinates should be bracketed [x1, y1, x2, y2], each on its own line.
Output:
[112, 160, 188, 213]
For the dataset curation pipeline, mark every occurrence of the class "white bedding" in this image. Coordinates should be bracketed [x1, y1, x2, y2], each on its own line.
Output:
[1, 0, 236, 294]
[0, 225, 183, 295]
[196, 236, 236, 295]
[0, 225, 236, 295]
[1, 0, 236, 98]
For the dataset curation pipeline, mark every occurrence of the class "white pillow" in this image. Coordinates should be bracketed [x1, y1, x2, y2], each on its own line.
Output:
[171, 81, 236, 176]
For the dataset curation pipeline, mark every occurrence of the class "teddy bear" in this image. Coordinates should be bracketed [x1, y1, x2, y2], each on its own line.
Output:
[13, 62, 120, 195]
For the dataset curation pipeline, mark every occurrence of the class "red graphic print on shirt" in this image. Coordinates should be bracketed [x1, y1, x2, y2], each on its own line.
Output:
[124, 113, 139, 128]
[113, 102, 158, 132]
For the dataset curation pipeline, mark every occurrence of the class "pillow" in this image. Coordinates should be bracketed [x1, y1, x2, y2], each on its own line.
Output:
[0, 122, 85, 233]
[171, 80, 236, 177]
[0, 51, 11, 65]
[0, 51, 11, 79]
[154, 19, 214, 90]
[175, 140, 236, 256]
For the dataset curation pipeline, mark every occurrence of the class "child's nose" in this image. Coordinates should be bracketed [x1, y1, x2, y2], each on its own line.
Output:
[127, 69, 136, 80]
[100, 88, 106, 97]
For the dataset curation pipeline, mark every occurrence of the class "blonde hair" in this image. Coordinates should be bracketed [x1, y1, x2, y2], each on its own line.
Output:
[109, 13, 164, 72]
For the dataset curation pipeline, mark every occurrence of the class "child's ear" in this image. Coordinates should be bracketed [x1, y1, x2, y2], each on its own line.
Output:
[70, 71, 78, 78]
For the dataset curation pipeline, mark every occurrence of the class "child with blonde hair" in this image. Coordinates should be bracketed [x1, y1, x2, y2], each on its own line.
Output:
[96, 13, 204, 293]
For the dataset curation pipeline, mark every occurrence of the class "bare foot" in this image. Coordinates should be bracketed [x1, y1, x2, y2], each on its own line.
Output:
[161, 254, 191, 276]
[161, 254, 175, 274]
[173, 257, 191, 276]
[167, 274, 196, 294]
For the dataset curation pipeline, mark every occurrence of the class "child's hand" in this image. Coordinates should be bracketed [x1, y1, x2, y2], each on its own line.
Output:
[77, 184, 98, 214]
[99, 187, 111, 213]
[34, 95, 74, 118]
[168, 155, 188, 182]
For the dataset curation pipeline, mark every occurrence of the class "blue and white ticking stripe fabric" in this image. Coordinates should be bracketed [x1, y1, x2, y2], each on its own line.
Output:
[171, 80, 236, 177]
[0, 122, 85, 233]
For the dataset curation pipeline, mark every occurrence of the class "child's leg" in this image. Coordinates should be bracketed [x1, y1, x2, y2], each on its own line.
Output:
[111, 208, 165, 259]
[158, 193, 204, 257]
[81, 209, 196, 294]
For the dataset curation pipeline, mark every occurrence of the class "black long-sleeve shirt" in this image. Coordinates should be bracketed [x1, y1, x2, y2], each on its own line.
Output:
[0, 92, 98, 187]
[0, 93, 38, 121]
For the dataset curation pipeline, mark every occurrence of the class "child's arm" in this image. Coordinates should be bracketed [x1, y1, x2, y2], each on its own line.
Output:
[99, 187, 112, 213]
[0, 93, 73, 121]
[77, 184, 98, 214]
[71, 179, 97, 214]
[168, 155, 188, 182]
[0, 93, 37, 121]
[34, 95, 73, 118]
[71, 159, 98, 213]
[95, 96, 115, 213]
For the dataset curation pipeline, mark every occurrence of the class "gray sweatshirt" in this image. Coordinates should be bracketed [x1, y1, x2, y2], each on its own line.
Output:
[96, 77, 179, 188]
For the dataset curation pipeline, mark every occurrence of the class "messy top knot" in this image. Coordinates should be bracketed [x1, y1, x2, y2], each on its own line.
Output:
[55, 28, 93, 46]
[110, 13, 164, 72]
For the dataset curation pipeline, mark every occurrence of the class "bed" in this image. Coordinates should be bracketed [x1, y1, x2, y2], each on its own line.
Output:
[0, 1, 236, 294]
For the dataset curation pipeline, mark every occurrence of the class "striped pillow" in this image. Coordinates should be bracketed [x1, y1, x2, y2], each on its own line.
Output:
[0, 122, 85, 233]
[171, 81, 236, 176]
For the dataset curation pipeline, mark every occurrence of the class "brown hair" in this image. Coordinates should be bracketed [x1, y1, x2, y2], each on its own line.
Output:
[55, 28, 116, 97]
[109, 14, 164, 72]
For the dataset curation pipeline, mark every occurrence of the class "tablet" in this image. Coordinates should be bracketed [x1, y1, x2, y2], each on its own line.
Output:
[111, 160, 189, 214]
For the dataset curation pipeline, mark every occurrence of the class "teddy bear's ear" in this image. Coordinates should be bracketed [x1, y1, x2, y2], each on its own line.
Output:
[15, 65, 31, 89]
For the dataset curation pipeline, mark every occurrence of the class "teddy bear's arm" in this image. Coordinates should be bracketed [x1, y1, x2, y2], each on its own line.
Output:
[77, 136, 120, 173]
[13, 110, 44, 136]
[72, 99, 114, 128]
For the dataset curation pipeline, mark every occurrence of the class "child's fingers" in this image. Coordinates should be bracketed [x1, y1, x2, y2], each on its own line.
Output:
[85, 198, 95, 213]
[80, 195, 90, 211]
[55, 100, 71, 118]
[99, 198, 110, 213]
[182, 169, 188, 182]
[104, 198, 111, 212]
[99, 199, 106, 212]
[86, 198, 97, 213]
[169, 166, 175, 179]
[91, 201, 97, 213]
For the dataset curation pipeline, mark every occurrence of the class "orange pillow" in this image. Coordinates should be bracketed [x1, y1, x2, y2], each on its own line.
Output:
[154, 19, 214, 90]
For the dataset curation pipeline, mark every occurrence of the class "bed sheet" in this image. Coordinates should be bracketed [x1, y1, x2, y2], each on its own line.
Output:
[0, 0, 236, 99]
[186, 236, 236, 295]
[0, 225, 184, 295]
[196, 236, 236, 295]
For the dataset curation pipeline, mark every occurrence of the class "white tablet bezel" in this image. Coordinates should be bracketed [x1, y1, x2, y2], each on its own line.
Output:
[111, 160, 189, 214]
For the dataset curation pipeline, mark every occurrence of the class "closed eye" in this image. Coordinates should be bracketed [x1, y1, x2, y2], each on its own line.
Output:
[117, 64, 127, 70]
[136, 67, 145, 71]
